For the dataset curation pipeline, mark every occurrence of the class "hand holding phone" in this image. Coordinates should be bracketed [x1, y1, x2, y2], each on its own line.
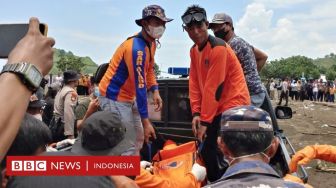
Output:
[6, 17, 55, 76]
[0, 22, 48, 58]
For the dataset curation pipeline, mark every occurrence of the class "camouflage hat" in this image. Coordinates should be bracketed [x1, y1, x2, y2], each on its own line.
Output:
[209, 13, 233, 29]
[220, 106, 273, 132]
[135, 5, 173, 26]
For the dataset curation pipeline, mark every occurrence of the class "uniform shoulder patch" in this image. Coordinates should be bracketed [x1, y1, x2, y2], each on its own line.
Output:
[70, 91, 78, 102]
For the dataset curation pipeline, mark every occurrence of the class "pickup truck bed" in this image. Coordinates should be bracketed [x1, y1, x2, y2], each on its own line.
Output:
[143, 78, 308, 182]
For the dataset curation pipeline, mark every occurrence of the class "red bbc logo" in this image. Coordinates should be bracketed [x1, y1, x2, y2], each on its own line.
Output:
[11, 160, 47, 171]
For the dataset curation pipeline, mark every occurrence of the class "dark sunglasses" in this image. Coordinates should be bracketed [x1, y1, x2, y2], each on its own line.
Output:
[181, 12, 206, 25]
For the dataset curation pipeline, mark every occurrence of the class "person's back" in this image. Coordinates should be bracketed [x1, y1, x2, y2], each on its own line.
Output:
[52, 70, 80, 141]
[282, 80, 288, 92]
[270, 81, 275, 91]
[209, 161, 304, 188]
[205, 106, 305, 188]
[43, 87, 58, 126]
[54, 85, 76, 117]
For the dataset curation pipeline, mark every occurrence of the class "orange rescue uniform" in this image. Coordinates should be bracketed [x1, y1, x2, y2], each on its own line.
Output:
[189, 35, 250, 125]
[99, 33, 158, 118]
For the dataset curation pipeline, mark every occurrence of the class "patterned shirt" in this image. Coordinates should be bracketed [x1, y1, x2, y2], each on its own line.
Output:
[228, 35, 264, 95]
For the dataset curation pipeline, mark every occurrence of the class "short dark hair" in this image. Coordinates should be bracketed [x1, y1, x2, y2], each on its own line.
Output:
[221, 131, 274, 157]
[182, 5, 207, 21]
[1, 114, 52, 168]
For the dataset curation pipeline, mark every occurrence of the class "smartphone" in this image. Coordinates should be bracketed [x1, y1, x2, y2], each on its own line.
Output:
[0, 23, 48, 58]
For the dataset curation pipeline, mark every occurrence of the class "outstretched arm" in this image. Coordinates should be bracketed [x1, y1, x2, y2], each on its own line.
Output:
[253, 47, 268, 72]
[289, 145, 336, 172]
[0, 17, 55, 161]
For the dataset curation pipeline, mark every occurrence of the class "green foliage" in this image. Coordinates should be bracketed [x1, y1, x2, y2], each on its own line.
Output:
[326, 70, 336, 80]
[154, 63, 160, 77]
[51, 48, 98, 74]
[260, 55, 334, 80]
[326, 64, 336, 80]
[313, 52, 336, 69]
[56, 52, 85, 73]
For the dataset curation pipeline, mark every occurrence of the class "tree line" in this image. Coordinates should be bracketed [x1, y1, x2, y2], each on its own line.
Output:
[260, 54, 336, 81]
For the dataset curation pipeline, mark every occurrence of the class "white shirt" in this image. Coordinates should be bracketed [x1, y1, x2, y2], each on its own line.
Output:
[270, 82, 275, 91]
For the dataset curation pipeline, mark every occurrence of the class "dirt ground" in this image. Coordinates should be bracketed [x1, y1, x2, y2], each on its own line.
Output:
[273, 97, 336, 187]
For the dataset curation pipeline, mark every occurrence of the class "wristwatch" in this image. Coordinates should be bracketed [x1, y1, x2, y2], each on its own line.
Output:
[0, 62, 42, 92]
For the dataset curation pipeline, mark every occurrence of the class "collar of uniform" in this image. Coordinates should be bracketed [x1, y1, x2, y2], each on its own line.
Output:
[197, 35, 211, 51]
[227, 33, 236, 44]
[219, 160, 280, 181]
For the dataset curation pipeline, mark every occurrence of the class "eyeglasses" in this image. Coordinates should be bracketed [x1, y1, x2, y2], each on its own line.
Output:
[181, 12, 206, 25]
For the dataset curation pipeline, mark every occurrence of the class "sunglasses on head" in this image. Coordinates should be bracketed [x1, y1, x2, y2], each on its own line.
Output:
[182, 21, 204, 31]
[181, 12, 206, 25]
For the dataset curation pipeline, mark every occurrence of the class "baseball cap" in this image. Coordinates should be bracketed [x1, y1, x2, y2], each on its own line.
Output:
[71, 111, 132, 156]
[135, 5, 173, 26]
[220, 106, 273, 132]
[209, 13, 233, 29]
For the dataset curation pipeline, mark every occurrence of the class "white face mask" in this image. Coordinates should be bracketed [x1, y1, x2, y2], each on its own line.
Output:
[146, 25, 165, 39]
[94, 86, 100, 97]
[228, 142, 272, 166]
[33, 114, 43, 121]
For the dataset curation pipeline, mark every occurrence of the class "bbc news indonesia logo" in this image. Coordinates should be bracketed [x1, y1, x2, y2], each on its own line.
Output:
[7, 156, 140, 176]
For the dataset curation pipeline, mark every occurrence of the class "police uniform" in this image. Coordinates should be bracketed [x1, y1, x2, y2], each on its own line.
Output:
[51, 70, 79, 141]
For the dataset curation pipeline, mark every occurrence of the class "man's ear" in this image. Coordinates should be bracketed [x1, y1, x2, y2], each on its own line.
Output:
[205, 21, 209, 29]
[217, 137, 232, 157]
[266, 137, 280, 158]
[140, 20, 148, 28]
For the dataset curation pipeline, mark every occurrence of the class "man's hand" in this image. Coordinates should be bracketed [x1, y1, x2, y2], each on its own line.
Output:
[8, 17, 55, 76]
[152, 90, 162, 112]
[192, 116, 200, 137]
[87, 98, 100, 114]
[142, 119, 157, 143]
[197, 125, 207, 142]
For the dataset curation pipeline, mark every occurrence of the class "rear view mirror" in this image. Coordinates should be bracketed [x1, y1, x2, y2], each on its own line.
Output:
[275, 106, 292, 119]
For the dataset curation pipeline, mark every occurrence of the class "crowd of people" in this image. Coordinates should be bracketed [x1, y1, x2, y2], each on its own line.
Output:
[266, 78, 336, 106]
[0, 4, 335, 188]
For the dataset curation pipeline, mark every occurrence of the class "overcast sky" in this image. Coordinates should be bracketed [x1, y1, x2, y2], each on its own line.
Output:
[1, 0, 335, 72]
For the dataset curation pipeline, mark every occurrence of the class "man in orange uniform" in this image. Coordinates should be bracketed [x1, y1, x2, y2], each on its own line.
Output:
[181, 5, 250, 182]
[99, 5, 172, 156]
